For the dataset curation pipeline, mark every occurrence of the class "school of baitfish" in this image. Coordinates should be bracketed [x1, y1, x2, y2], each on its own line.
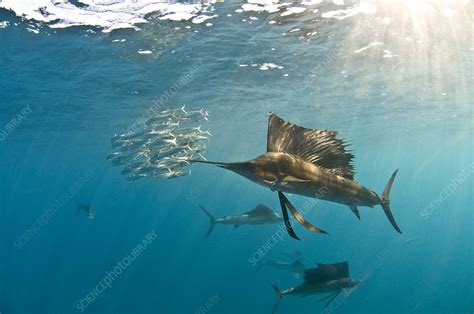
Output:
[107, 106, 211, 181]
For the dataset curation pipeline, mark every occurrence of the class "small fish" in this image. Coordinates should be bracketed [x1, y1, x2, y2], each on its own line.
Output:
[181, 133, 210, 141]
[120, 139, 148, 152]
[156, 168, 189, 179]
[111, 130, 145, 143]
[145, 129, 175, 137]
[150, 150, 180, 162]
[121, 162, 145, 175]
[75, 201, 94, 220]
[166, 156, 191, 165]
[145, 136, 177, 150]
[106, 152, 121, 161]
[134, 165, 159, 175]
[145, 119, 180, 129]
[110, 154, 135, 167]
[403, 237, 419, 245]
[125, 173, 147, 181]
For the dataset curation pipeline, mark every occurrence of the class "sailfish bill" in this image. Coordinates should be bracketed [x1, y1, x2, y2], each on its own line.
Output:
[190, 113, 402, 239]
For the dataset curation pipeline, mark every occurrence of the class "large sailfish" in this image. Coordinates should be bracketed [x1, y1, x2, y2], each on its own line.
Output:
[191, 113, 401, 239]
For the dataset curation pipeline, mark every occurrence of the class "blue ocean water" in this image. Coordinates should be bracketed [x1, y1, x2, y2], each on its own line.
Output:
[0, 1, 473, 314]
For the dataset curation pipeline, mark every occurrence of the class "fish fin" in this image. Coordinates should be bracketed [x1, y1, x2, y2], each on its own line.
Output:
[320, 292, 337, 301]
[267, 113, 354, 179]
[381, 169, 402, 233]
[199, 205, 216, 238]
[278, 192, 300, 240]
[320, 261, 349, 278]
[304, 262, 349, 284]
[349, 206, 360, 220]
[280, 193, 328, 235]
[292, 259, 305, 268]
[245, 204, 274, 216]
[269, 282, 282, 314]
[321, 291, 340, 309]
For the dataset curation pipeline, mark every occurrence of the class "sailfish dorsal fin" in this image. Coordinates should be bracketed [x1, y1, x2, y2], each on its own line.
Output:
[267, 113, 355, 180]
[246, 204, 273, 216]
[303, 261, 350, 285]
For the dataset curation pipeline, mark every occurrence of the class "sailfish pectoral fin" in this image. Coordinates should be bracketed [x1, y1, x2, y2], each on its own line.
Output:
[319, 291, 338, 301]
[320, 291, 341, 309]
[278, 192, 300, 240]
[280, 193, 328, 235]
[350, 206, 360, 220]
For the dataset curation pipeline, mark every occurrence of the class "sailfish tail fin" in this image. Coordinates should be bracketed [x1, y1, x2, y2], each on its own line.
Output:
[269, 282, 282, 314]
[199, 205, 217, 238]
[381, 169, 402, 233]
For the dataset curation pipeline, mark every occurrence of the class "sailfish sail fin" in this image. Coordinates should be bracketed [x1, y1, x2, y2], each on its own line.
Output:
[245, 204, 274, 216]
[267, 113, 355, 179]
[304, 261, 350, 285]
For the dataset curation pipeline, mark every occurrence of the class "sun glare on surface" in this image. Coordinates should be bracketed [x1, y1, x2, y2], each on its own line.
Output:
[337, 0, 473, 111]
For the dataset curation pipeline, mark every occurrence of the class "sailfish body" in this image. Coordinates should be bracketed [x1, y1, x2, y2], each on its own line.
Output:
[222, 152, 381, 207]
[270, 261, 360, 313]
[193, 113, 401, 239]
[199, 204, 283, 238]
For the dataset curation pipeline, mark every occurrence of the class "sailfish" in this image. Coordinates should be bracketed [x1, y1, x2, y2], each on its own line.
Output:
[199, 204, 283, 238]
[191, 113, 401, 239]
[269, 261, 361, 313]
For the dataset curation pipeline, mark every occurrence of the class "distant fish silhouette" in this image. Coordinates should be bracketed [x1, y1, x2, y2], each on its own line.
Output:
[270, 261, 361, 313]
[75, 201, 94, 220]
